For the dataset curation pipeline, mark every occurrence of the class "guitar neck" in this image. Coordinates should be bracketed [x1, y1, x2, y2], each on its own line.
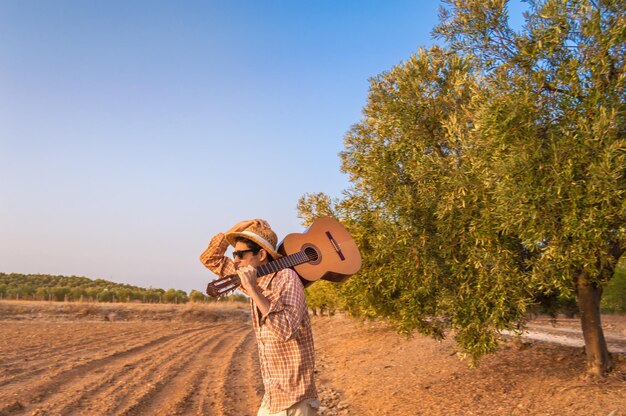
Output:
[256, 251, 310, 277]
[206, 250, 312, 297]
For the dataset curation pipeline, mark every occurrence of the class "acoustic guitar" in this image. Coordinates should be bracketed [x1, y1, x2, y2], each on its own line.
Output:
[205, 216, 362, 297]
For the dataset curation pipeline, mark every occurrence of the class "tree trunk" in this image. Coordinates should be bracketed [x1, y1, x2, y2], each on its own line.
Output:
[575, 272, 613, 378]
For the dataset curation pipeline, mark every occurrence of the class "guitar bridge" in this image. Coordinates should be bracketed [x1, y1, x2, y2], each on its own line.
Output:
[325, 231, 345, 261]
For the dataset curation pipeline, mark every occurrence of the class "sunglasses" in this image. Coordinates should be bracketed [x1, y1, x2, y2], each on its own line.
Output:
[232, 249, 260, 259]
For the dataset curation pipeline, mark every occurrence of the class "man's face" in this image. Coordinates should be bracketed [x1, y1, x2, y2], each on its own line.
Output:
[233, 241, 265, 269]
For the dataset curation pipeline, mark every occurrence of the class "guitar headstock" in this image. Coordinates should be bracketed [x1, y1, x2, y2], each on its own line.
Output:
[206, 274, 241, 297]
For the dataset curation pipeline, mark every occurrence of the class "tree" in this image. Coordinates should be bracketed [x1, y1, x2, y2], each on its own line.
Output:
[189, 289, 208, 303]
[162, 288, 189, 304]
[299, 0, 624, 378]
[436, 0, 625, 377]
[305, 280, 339, 316]
[304, 46, 531, 356]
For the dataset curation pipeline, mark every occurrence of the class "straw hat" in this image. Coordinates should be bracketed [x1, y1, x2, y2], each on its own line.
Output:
[225, 221, 282, 260]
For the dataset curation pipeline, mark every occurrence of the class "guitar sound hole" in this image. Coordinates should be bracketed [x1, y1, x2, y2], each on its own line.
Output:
[304, 247, 318, 261]
[303, 246, 320, 264]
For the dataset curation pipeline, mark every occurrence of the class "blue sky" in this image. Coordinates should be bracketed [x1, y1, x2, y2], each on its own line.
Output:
[0, 1, 525, 293]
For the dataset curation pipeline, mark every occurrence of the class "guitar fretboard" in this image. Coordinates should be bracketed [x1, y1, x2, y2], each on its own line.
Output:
[256, 251, 310, 276]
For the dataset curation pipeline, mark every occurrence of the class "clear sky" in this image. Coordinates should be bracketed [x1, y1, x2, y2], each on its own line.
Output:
[0, 1, 524, 294]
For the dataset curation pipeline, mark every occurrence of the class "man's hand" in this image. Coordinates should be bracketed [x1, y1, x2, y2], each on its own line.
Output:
[226, 219, 270, 235]
[237, 265, 259, 293]
[237, 265, 270, 316]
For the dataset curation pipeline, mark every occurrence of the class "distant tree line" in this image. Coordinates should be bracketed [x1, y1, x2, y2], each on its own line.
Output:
[0, 273, 246, 304]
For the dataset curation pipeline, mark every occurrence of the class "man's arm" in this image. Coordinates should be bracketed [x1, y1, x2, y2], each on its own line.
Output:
[200, 219, 265, 277]
[238, 265, 270, 315]
[199, 233, 236, 277]
[239, 267, 306, 341]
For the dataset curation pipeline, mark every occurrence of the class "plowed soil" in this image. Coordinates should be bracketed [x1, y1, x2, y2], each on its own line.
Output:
[0, 302, 263, 416]
[0, 301, 624, 416]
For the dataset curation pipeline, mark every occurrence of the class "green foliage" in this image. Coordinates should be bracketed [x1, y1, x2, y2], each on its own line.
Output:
[299, 0, 625, 363]
[0, 273, 187, 304]
[602, 256, 626, 313]
[222, 293, 249, 303]
[305, 280, 338, 315]
[162, 288, 189, 304]
[189, 289, 208, 303]
[297, 192, 338, 227]
[436, 0, 626, 306]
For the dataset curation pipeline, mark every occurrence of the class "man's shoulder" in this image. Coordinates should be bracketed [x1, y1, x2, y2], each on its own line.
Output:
[276, 267, 299, 279]
[275, 268, 303, 287]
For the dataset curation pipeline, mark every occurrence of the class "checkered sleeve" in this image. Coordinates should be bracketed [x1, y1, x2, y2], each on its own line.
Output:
[261, 269, 306, 341]
[199, 232, 236, 278]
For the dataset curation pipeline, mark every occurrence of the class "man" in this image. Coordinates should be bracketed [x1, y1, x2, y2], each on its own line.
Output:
[200, 219, 319, 416]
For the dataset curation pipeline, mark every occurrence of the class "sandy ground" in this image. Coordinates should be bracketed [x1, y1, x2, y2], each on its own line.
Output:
[0, 302, 262, 416]
[313, 315, 626, 416]
[0, 301, 624, 416]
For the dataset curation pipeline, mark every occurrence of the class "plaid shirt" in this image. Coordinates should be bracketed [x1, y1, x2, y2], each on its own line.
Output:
[200, 233, 317, 413]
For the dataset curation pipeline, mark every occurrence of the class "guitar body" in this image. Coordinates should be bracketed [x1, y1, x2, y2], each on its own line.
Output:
[277, 217, 361, 284]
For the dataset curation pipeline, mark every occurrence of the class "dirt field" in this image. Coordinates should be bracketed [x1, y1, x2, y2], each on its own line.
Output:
[0, 301, 624, 416]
